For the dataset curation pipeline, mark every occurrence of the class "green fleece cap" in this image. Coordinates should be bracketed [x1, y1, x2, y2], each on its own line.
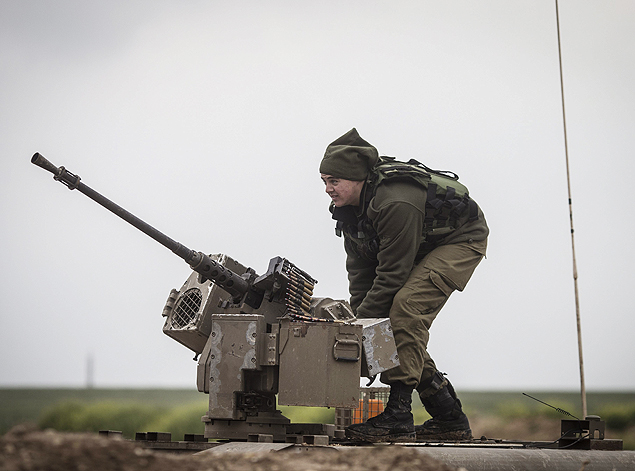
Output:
[319, 128, 379, 181]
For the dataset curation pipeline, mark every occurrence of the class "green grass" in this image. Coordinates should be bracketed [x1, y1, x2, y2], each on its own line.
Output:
[0, 388, 206, 438]
[2, 388, 634, 446]
[456, 390, 635, 419]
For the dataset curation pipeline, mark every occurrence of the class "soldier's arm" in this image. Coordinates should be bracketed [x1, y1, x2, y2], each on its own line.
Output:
[355, 199, 424, 318]
[344, 238, 378, 314]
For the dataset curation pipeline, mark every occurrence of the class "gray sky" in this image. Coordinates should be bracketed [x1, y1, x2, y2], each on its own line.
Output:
[1, 0, 634, 393]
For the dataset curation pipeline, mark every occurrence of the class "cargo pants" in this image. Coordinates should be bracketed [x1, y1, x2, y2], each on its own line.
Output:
[380, 239, 487, 390]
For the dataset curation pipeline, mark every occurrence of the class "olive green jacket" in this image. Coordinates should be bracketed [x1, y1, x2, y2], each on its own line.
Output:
[332, 178, 489, 318]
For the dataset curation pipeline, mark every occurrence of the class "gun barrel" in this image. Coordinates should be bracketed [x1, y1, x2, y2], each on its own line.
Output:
[31, 153, 250, 299]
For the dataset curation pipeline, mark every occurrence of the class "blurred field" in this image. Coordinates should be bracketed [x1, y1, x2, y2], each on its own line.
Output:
[1, 388, 634, 449]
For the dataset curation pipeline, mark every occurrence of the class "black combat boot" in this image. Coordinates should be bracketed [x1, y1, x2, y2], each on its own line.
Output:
[345, 381, 416, 443]
[416, 371, 472, 441]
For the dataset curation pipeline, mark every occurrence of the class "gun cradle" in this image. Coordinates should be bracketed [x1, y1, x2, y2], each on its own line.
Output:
[161, 254, 399, 440]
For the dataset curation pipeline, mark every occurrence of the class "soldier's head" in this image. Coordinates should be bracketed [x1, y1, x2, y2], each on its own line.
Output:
[319, 128, 378, 207]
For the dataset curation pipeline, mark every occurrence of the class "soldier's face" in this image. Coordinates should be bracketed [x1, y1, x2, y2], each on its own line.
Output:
[320, 174, 364, 207]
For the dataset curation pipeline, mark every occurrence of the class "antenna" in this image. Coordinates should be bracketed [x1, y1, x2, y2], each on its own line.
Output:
[555, 0, 587, 418]
[523, 393, 579, 420]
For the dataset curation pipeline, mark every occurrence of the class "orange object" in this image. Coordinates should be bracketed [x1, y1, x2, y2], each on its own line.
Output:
[352, 398, 384, 424]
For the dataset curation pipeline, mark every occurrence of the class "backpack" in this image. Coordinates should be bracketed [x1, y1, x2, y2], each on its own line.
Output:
[372, 156, 478, 237]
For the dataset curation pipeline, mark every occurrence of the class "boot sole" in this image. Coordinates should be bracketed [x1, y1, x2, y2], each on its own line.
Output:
[346, 428, 416, 443]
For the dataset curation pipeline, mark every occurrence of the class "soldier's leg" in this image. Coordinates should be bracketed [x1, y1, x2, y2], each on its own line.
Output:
[416, 370, 472, 440]
[346, 241, 484, 442]
[379, 266, 449, 386]
[345, 252, 448, 442]
[412, 241, 486, 440]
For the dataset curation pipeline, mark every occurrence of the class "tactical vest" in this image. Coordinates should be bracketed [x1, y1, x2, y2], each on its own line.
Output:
[332, 156, 478, 260]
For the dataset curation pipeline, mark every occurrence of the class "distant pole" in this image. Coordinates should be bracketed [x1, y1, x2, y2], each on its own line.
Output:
[86, 353, 95, 389]
[555, 0, 587, 418]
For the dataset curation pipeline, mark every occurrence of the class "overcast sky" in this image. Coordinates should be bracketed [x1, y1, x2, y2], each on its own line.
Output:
[1, 1, 634, 397]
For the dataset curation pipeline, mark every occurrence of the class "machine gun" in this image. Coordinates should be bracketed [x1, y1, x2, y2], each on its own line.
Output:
[31, 153, 399, 441]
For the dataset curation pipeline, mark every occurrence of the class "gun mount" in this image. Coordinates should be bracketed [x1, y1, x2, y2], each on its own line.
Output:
[32, 153, 399, 441]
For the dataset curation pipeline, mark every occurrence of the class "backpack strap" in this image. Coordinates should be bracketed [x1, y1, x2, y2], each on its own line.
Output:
[407, 158, 460, 181]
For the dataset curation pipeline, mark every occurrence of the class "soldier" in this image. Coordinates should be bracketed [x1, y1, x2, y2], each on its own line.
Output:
[319, 128, 489, 442]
